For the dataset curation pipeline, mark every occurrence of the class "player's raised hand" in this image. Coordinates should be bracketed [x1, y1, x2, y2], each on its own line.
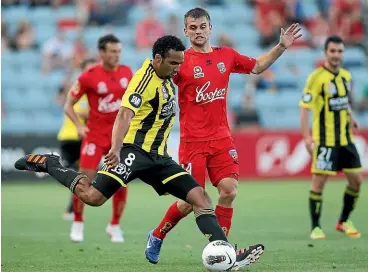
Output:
[77, 125, 89, 139]
[279, 23, 302, 49]
[104, 148, 120, 169]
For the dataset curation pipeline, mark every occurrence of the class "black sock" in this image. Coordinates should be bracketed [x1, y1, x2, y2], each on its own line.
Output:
[48, 164, 86, 193]
[339, 186, 359, 223]
[309, 191, 323, 229]
[195, 208, 228, 242]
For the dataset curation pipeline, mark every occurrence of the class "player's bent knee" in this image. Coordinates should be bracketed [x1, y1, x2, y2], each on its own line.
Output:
[177, 199, 193, 215]
[87, 188, 107, 206]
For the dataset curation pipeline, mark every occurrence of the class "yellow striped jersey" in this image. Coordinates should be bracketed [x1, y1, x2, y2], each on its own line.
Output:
[57, 95, 88, 141]
[299, 66, 353, 146]
[121, 58, 176, 156]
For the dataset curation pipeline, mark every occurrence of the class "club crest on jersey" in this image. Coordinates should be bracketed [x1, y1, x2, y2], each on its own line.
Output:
[229, 149, 238, 160]
[161, 85, 169, 100]
[97, 82, 108, 94]
[217, 62, 226, 73]
[120, 77, 128, 89]
[194, 66, 204, 78]
[328, 83, 337, 95]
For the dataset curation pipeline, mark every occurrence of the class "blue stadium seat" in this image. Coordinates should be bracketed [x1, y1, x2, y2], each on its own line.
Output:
[34, 24, 57, 44]
[55, 5, 77, 20]
[2, 6, 30, 25]
[29, 7, 56, 26]
[127, 6, 146, 26]
[114, 27, 135, 47]
[84, 27, 107, 48]
[22, 89, 52, 110]
[13, 50, 42, 71]
[2, 89, 24, 110]
[2, 111, 34, 134]
[344, 48, 367, 68]
[29, 112, 63, 133]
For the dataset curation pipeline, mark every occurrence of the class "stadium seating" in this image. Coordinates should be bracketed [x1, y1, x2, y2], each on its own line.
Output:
[1, 2, 367, 134]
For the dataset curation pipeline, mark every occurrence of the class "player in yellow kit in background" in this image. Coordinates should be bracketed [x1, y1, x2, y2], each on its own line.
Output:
[299, 36, 363, 240]
[57, 58, 96, 220]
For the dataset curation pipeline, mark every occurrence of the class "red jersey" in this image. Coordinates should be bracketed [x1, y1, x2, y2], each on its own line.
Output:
[71, 64, 133, 135]
[174, 47, 256, 142]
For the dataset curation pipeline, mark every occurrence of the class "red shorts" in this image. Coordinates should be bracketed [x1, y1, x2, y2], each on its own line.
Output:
[179, 137, 239, 188]
[79, 136, 111, 170]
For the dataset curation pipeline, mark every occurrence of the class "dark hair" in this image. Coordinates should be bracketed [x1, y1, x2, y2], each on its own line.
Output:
[324, 35, 344, 50]
[80, 57, 96, 70]
[184, 7, 211, 26]
[152, 35, 186, 59]
[98, 34, 120, 50]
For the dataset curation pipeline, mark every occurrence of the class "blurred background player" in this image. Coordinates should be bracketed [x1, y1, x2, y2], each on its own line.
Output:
[64, 34, 133, 243]
[145, 7, 302, 263]
[300, 36, 363, 240]
[57, 58, 96, 220]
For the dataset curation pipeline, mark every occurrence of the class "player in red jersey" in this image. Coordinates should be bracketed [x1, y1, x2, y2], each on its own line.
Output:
[64, 34, 133, 243]
[145, 7, 302, 266]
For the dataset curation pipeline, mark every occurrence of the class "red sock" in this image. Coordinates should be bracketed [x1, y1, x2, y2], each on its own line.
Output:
[110, 187, 128, 225]
[73, 194, 84, 222]
[153, 201, 186, 240]
[215, 205, 233, 237]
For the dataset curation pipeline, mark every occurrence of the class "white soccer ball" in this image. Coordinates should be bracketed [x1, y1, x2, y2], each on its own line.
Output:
[202, 240, 236, 271]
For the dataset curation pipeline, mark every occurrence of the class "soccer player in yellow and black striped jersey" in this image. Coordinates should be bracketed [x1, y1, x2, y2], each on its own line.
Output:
[299, 36, 363, 240]
[15, 36, 263, 267]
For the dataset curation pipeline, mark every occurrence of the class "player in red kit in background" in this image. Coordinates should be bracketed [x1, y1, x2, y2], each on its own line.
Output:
[64, 34, 133, 243]
[145, 7, 302, 266]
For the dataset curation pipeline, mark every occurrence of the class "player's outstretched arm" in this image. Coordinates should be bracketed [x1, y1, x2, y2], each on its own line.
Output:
[252, 23, 302, 74]
[105, 107, 135, 169]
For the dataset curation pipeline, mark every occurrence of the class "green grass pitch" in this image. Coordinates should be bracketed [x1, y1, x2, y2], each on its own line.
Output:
[2, 180, 367, 272]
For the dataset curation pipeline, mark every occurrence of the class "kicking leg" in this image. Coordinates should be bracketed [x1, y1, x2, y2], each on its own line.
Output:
[14, 154, 108, 206]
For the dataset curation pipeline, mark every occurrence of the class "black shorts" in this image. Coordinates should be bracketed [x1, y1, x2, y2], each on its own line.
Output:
[60, 140, 82, 169]
[93, 144, 201, 200]
[311, 143, 362, 175]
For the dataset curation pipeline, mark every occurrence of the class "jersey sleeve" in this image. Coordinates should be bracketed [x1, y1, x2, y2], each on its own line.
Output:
[70, 72, 89, 100]
[230, 48, 257, 74]
[121, 72, 152, 115]
[299, 73, 320, 109]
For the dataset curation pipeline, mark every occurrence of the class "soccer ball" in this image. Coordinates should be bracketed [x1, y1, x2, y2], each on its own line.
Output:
[202, 240, 236, 271]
